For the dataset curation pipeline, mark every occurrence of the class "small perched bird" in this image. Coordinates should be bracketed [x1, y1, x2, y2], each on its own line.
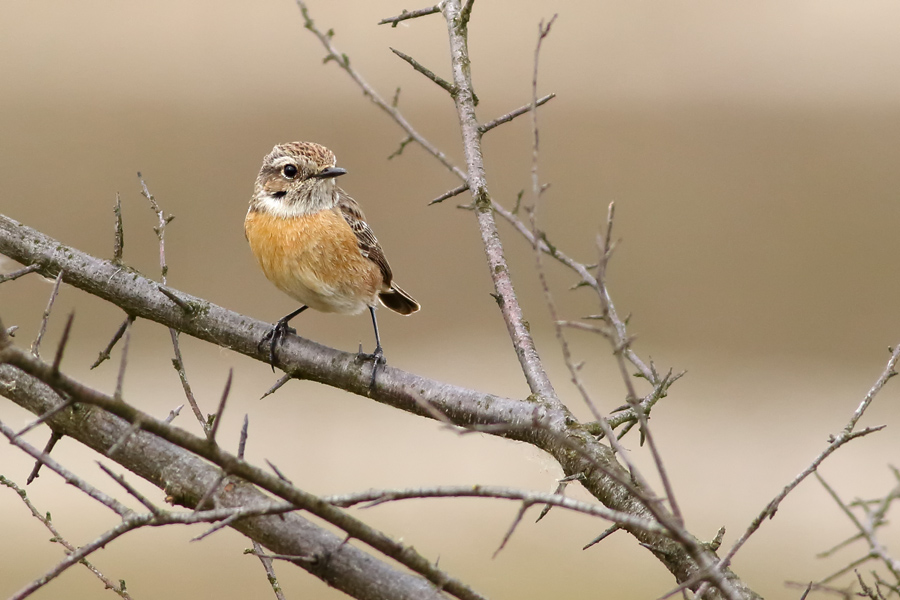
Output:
[245, 141, 419, 373]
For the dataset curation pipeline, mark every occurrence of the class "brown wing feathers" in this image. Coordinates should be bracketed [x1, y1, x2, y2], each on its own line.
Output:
[337, 191, 419, 315]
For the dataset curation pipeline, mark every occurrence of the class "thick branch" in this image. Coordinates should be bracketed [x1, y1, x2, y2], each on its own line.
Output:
[0, 215, 753, 594]
[0, 365, 457, 600]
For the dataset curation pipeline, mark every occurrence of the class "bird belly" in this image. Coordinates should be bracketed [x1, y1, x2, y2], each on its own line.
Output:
[245, 209, 379, 315]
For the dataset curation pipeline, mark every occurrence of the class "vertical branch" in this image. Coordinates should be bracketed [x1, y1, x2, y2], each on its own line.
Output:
[113, 192, 124, 264]
[440, 0, 556, 402]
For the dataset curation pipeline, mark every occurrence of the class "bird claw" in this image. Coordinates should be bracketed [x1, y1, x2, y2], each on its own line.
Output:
[259, 319, 296, 372]
[357, 345, 385, 390]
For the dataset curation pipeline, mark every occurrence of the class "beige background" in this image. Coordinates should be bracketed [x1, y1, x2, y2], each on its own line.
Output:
[2, 1, 899, 598]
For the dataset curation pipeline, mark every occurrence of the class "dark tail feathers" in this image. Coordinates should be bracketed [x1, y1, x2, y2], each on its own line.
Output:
[378, 284, 420, 315]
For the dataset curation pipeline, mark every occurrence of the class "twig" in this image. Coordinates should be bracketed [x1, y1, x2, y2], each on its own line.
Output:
[51, 312, 74, 373]
[26, 431, 62, 484]
[207, 369, 233, 444]
[390, 47, 455, 96]
[816, 472, 900, 582]
[479, 93, 556, 134]
[583, 524, 620, 550]
[0, 340, 491, 600]
[137, 172, 172, 284]
[459, 0, 475, 28]
[16, 400, 72, 439]
[90, 316, 134, 370]
[0, 263, 39, 284]
[113, 192, 124, 263]
[164, 404, 183, 423]
[0, 475, 134, 599]
[158, 285, 194, 313]
[252, 540, 287, 600]
[490, 199, 655, 381]
[113, 317, 133, 400]
[387, 135, 414, 160]
[429, 183, 469, 205]
[246, 548, 317, 563]
[845, 345, 900, 434]
[10, 503, 296, 600]
[0, 420, 131, 516]
[169, 328, 208, 433]
[325, 485, 665, 534]
[31, 269, 64, 358]
[440, 0, 557, 402]
[294, 0, 465, 181]
[493, 502, 530, 558]
[98, 462, 162, 515]
[260, 373, 291, 399]
[718, 344, 900, 571]
[379, 6, 440, 27]
[238, 414, 249, 459]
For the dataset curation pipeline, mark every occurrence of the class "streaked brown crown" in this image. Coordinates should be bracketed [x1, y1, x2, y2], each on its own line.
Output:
[252, 142, 341, 215]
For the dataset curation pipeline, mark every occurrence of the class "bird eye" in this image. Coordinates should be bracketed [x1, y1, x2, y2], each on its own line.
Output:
[282, 164, 298, 179]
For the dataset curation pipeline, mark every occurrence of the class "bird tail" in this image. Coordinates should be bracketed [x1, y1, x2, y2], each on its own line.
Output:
[378, 284, 420, 315]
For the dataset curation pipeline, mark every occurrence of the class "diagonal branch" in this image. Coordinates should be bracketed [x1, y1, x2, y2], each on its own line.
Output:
[0, 363, 475, 600]
[294, 0, 465, 180]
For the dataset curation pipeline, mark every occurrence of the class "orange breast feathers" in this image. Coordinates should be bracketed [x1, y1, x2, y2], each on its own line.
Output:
[244, 208, 383, 315]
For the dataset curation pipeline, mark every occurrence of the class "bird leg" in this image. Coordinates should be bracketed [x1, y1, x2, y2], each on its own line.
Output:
[358, 306, 386, 389]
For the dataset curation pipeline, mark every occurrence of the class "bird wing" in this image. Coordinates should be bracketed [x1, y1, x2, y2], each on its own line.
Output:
[337, 190, 393, 286]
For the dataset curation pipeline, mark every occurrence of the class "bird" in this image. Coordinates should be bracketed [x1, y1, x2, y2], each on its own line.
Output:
[244, 141, 420, 376]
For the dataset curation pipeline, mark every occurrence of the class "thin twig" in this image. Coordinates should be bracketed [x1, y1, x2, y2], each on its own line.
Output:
[816, 472, 900, 582]
[113, 317, 133, 400]
[718, 344, 900, 571]
[0, 475, 134, 599]
[98, 462, 162, 515]
[158, 285, 194, 313]
[238, 414, 249, 460]
[390, 47, 455, 96]
[583, 524, 621, 550]
[493, 502, 530, 558]
[0, 338, 491, 600]
[260, 374, 291, 400]
[207, 368, 233, 444]
[164, 404, 183, 423]
[113, 192, 124, 263]
[26, 431, 62, 485]
[379, 6, 440, 27]
[387, 135, 414, 160]
[326, 485, 665, 534]
[429, 183, 469, 205]
[90, 316, 134, 370]
[169, 328, 208, 433]
[0, 263, 39, 284]
[16, 400, 72, 439]
[479, 93, 556, 134]
[0, 420, 132, 516]
[31, 270, 64, 358]
[294, 0, 465, 180]
[252, 540, 287, 600]
[51, 312, 74, 373]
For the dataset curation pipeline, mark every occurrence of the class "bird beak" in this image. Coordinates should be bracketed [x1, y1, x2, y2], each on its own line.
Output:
[312, 167, 347, 179]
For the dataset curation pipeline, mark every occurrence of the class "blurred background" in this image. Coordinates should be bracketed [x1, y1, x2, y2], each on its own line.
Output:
[2, 1, 899, 598]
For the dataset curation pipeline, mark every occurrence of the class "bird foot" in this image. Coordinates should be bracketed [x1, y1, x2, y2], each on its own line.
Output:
[357, 344, 385, 390]
[259, 318, 297, 372]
